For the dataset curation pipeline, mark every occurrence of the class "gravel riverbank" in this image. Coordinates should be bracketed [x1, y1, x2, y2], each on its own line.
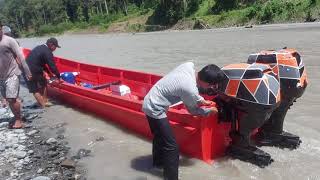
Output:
[0, 86, 87, 180]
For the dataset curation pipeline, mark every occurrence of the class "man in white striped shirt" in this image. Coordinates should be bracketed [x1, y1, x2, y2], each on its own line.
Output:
[142, 62, 225, 180]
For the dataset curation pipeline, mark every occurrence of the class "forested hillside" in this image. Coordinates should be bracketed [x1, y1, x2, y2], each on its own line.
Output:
[0, 0, 319, 37]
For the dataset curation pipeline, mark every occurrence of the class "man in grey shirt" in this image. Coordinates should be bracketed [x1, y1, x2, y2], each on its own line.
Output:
[0, 22, 32, 129]
[142, 62, 225, 180]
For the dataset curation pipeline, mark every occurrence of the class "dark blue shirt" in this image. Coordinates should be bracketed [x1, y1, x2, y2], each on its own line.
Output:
[26, 44, 60, 78]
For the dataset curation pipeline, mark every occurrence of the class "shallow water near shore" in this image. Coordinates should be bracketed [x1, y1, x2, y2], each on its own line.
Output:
[19, 23, 320, 180]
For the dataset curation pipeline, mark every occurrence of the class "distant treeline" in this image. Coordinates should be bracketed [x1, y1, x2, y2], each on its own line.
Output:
[0, 0, 319, 36]
[0, 0, 152, 36]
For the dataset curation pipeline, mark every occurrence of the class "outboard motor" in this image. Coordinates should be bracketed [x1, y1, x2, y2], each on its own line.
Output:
[247, 48, 308, 149]
[214, 63, 281, 167]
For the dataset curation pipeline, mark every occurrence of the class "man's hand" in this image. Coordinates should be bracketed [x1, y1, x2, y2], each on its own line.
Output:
[197, 106, 218, 118]
[209, 106, 218, 114]
[54, 78, 62, 84]
[201, 100, 215, 106]
[26, 75, 32, 81]
[49, 77, 62, 85]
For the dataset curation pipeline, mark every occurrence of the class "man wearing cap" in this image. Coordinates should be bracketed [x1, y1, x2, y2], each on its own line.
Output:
[2, 26, 12, 37]
[142, 62, 225, 180]
[25, 37, 61, 108]
[1, 25, 13, 108]
[0, 22, 32, 129]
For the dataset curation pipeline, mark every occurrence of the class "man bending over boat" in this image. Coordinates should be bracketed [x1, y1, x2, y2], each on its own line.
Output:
[142, 62, 225, 180]
[25, 38, 61, 108]
[0, 22, 32, 129]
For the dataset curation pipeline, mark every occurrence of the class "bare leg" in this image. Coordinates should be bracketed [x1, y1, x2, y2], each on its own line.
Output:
[33, 92, 46, 108]
[39, 86, 48, 104]
[41, 85, 52, 107]
[43, 85, 48, 104]
[7, 98, 23, 128]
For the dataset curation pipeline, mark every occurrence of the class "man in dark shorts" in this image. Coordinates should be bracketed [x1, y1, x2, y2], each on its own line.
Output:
[26, 38, 61, 108]
[0, 22, 32, 128]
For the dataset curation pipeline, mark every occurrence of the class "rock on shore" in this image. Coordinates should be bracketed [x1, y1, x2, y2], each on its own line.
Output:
[0, 102, 86, 180]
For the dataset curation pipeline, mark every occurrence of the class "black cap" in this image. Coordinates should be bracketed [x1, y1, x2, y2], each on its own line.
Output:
[46, 37, 61, 48]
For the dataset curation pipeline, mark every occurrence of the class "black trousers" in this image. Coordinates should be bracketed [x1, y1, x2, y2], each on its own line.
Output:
[146, 115, 179, 180]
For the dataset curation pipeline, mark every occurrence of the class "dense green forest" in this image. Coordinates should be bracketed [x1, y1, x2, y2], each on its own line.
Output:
[0, 0, 319, 37]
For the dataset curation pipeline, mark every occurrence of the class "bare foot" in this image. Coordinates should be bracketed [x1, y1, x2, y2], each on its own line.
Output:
[11, 120, 24, 129]
[45, 102, 54, 107]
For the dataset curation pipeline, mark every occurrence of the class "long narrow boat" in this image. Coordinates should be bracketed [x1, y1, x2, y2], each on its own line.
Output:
[23, 48, 231, 164]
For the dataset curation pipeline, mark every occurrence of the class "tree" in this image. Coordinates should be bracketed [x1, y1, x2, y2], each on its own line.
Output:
[83, 0, 90, 22]
[148, 0, 185, 26]
[211, 0, 238, 14]
[64, 0, 80, 22]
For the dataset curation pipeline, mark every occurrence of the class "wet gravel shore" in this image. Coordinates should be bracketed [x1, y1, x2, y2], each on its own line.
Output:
[0, 86, 88, 180]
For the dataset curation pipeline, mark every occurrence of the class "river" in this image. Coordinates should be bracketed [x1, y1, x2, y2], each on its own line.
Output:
[19, 22, 320, 180]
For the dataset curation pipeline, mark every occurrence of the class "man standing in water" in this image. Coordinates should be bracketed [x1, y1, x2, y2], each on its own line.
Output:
[142, 62, 224, 180]
[25, 38, 61, 108]
[0, 22, 32, 128]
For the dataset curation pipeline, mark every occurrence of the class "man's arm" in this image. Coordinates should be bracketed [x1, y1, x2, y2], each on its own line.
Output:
[45, 51, 60, 78]
[43, 65, 51, 75]
[9, 38, 32, 78]
[180, 88, 217, 116]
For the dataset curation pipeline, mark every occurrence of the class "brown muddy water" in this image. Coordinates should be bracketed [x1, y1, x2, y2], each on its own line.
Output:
[19, 22, 320, 180]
